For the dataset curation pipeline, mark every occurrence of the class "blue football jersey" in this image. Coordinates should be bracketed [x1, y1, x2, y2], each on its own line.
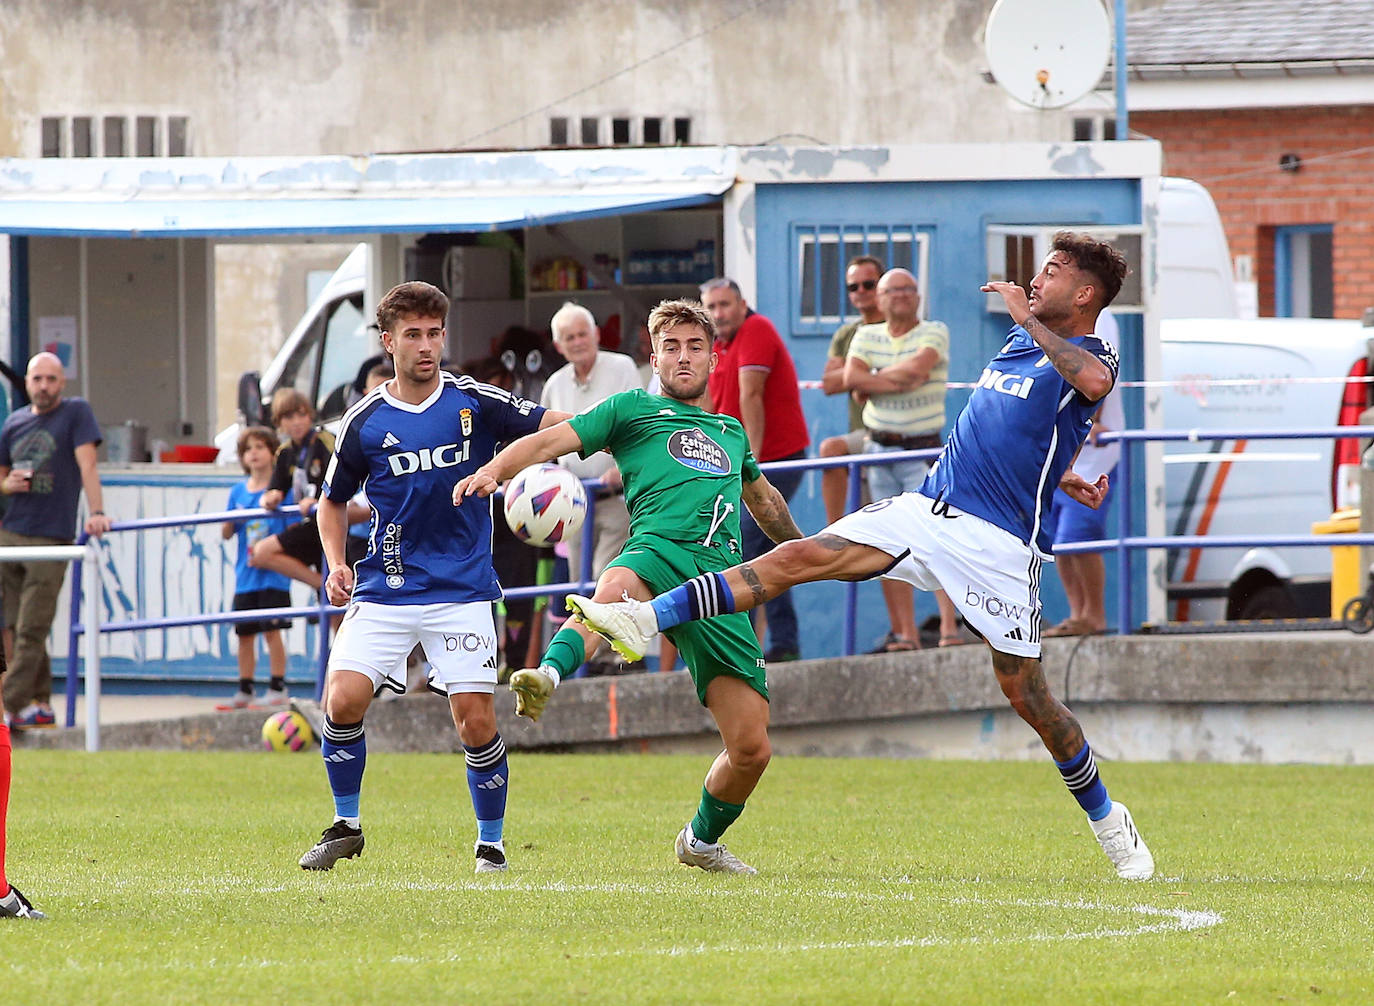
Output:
[324, 372, 545, 604]
[921, 325, 1119, 555]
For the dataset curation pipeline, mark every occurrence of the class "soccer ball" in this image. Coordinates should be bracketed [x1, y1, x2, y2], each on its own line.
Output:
[503, 462, 588, 547]
[261, 710, 314, 752]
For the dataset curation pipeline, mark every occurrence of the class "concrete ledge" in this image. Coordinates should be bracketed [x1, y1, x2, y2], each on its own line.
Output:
[19, 632, 1374, 754]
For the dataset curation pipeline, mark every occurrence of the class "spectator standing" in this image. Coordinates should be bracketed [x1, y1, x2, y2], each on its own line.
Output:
[0, 352, 111, 730]
[845, 269, 961, 649]
[219, 426, 295, 710]
[1045, 309, 1123, 637]
[540, 303, 643, 592]
[819, 255, 885, 522]
[701, 277, 809, 662]
[249, 389, 335, 592]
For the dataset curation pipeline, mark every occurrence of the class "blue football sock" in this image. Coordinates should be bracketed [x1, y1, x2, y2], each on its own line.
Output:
[465, 734, 508, 844]
[321, 717, 367, 822]
[1056, 742, 1112, 821]
[651, 571, 735, 630]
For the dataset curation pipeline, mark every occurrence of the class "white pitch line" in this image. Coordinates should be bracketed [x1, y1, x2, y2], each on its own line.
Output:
[34, 885, 1222, 977]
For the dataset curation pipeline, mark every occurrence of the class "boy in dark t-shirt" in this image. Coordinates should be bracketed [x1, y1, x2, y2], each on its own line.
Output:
[250, 388, 335, 591]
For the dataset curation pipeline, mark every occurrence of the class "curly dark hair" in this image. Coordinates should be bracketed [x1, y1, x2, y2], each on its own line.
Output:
[376, 281, 450, 334]
[1051, 231, 1130, 308]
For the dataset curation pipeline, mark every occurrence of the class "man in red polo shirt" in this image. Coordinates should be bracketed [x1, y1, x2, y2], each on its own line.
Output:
[701, 277, 809, 661]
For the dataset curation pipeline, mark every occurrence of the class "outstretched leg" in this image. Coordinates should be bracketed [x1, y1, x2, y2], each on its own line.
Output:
[990, 648, 1153, 880]
[567, 535, 893, 662]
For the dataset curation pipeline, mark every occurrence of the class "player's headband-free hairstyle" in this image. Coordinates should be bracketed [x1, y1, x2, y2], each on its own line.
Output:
[376, 281, 451, 335]
[1050, 231, 1130, 308]
[647, 299, 716, 350]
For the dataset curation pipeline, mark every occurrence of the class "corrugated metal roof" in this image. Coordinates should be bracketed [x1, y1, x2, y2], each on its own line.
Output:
[1127, 0, 1374, 66]
[0, 147, 737, 238]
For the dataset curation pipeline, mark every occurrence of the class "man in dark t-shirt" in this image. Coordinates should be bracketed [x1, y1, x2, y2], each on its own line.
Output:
[0, 353, 110, 733]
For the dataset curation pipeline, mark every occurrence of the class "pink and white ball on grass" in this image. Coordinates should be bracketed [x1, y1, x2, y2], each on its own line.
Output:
[503, 463, 588, 548]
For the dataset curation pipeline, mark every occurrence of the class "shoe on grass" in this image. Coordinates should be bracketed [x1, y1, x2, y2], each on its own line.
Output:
[0, 886, 44, 920]
[1091, 802, 1154, 880]
[474, 842, 508, 874]
[674, 825, 757, 875]
[299, 820, 365, 871]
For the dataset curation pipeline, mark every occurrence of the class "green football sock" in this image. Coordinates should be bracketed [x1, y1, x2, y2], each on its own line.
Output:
[541, 627, 586, 681]
[689, 786, 746, 845]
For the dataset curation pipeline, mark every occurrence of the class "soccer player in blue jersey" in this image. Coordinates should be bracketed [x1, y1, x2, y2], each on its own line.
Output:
[298, 281, 568, 874]
[568, 233, 1155, 881]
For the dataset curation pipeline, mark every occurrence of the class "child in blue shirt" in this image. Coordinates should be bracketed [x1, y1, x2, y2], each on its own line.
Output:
[220, 426, 296, 709]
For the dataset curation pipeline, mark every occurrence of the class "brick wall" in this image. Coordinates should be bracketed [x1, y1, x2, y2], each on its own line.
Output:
[1133, 105, 1374, 318]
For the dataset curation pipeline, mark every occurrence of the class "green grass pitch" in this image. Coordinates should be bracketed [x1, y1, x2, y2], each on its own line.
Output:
[4, 750, 1372, 1004]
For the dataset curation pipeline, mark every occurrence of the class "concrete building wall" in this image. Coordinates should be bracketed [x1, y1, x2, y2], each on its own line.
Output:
[0, 0, 1081, 159]
[26, 238, 214, 444]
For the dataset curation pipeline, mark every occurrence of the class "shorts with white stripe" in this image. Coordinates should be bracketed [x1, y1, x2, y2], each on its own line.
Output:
[826, 492, 1044, 657]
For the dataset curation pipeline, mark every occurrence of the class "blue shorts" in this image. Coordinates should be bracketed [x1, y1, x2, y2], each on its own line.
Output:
[1050, 466, 1116, 546]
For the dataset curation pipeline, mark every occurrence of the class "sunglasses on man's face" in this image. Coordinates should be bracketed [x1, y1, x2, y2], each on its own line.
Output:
[846, 279, 878, 293]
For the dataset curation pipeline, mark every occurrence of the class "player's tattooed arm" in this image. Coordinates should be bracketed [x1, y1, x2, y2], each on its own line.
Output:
[742, 474, 803, 545]
[1021, 314, 1113, 401]
[739, 563, 769, 606]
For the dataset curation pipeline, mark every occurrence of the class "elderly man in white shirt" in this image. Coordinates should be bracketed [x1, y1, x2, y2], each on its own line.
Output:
[539, 301, 645, 592]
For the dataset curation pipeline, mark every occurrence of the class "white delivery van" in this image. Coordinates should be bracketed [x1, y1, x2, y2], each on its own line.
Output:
[1156, 177, 1241, 320]
[1160, 317, 1374, 621]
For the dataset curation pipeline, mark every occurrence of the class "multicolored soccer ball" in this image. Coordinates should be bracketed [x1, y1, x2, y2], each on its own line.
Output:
[503, 463, 588, 547]
[261, 710, 314, 752]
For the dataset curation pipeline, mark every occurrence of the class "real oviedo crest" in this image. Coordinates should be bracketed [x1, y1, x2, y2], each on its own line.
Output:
[668, 428, 730, 475]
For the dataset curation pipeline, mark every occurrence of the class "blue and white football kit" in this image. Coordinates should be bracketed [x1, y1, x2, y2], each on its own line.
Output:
[829, 325, 1119, 657]
[323, 372, 545, 694]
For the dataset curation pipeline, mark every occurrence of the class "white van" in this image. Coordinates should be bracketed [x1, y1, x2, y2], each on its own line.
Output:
[216, 244, 371, 460]
[1160, 317, 1374, 620]
[1156, 177, 1241, 320]
[215, 241, 532, 461]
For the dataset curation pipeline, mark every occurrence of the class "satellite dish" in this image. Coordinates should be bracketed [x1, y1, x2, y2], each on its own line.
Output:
[984, 0, 1112, 109]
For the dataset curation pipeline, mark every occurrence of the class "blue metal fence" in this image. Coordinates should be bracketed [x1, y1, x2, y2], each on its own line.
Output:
[61, 426, 1374, 729]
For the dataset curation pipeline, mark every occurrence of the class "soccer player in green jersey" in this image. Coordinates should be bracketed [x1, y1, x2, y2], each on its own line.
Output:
[453, 298, 802, 874]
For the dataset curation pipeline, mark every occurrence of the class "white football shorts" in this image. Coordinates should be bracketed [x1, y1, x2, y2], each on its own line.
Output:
[327, 600, 498, 695]
[827, 492, 1044, 657]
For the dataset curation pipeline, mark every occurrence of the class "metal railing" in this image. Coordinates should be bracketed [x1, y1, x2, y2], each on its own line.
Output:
[1063, 424, 1374, 635]
[54, 427, 1374, 750]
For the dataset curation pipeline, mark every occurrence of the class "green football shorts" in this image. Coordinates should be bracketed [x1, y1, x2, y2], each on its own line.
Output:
[604, 533, 768, 706]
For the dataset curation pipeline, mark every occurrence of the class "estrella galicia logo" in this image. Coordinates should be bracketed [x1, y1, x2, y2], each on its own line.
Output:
[668, 428, 730, 475]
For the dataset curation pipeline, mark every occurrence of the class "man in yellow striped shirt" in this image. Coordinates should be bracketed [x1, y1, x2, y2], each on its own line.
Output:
[844, 269, 961, 649]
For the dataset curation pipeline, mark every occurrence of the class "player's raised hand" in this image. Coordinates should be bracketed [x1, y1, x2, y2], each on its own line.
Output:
[981, 280, 1031, 323]
[324, 564, 354, 606]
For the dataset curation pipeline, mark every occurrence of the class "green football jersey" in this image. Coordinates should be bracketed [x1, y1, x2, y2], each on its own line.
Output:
[568, 389, 762, 557]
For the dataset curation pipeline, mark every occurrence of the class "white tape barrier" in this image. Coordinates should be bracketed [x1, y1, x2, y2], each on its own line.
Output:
[0, 543, 100, 751]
